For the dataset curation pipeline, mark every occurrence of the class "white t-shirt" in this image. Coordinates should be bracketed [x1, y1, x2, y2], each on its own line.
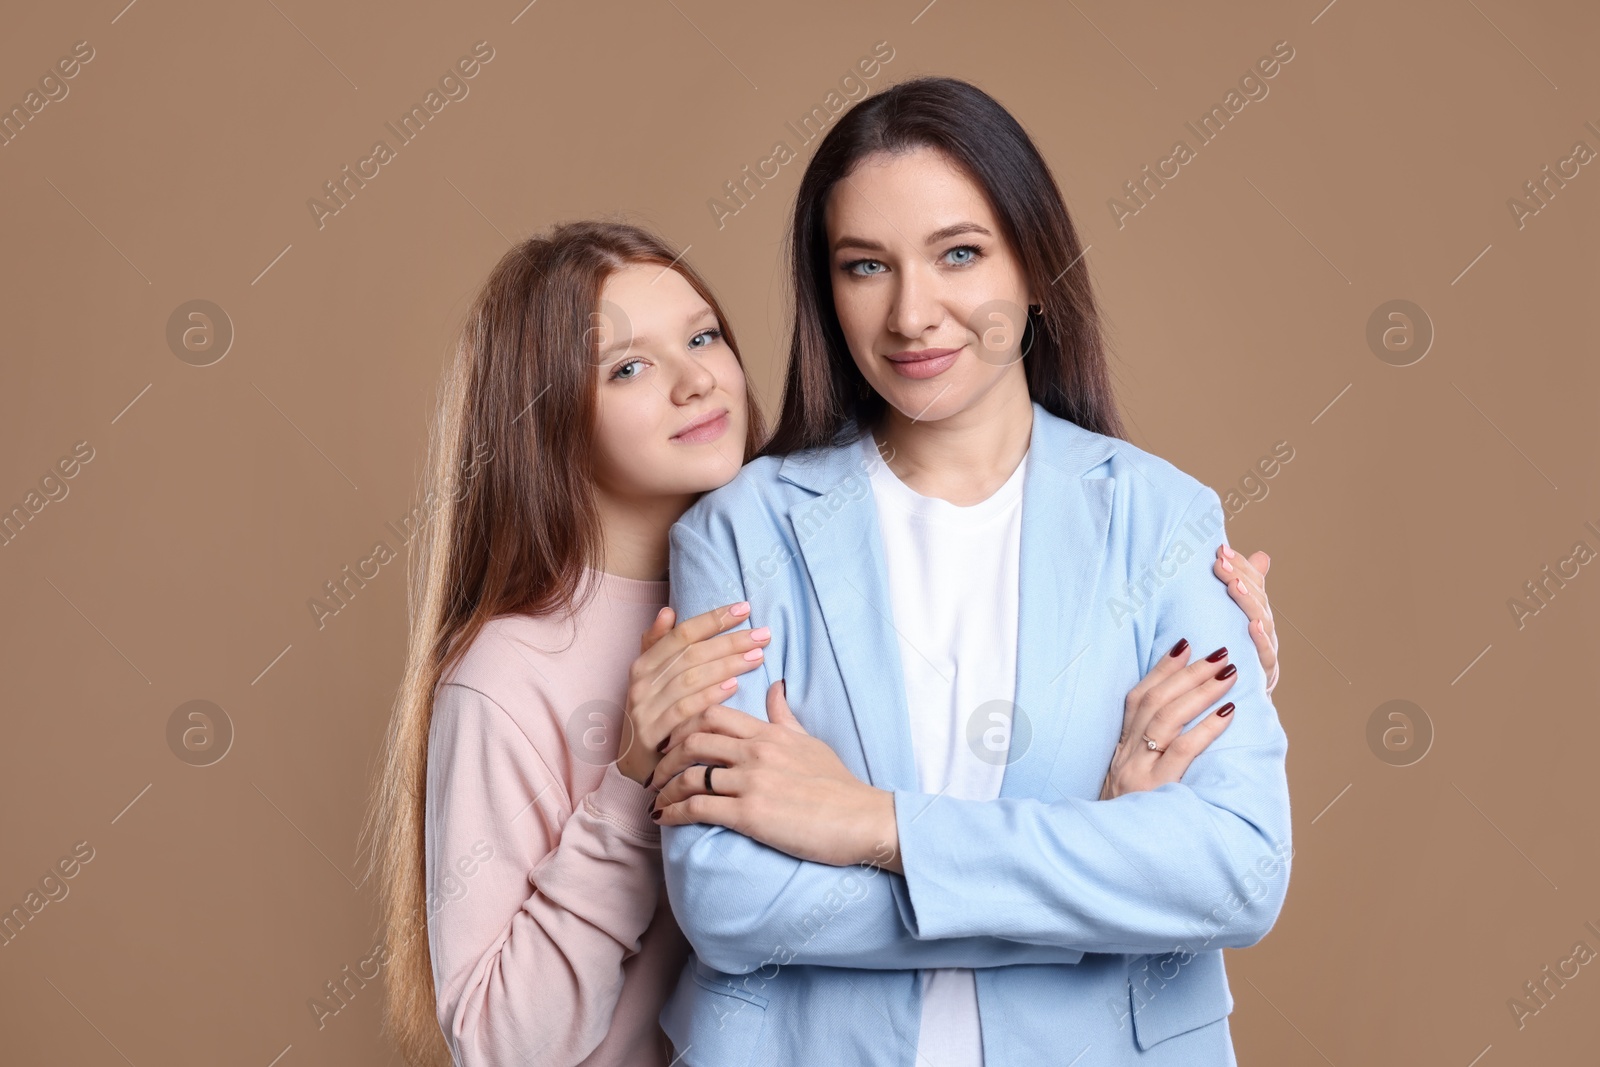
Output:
[861, 431, 1028, 1067]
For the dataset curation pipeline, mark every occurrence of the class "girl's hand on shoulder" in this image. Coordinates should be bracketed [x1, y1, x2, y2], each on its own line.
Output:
[1215, 544, 1279, 694]
[614, 602, 770, 787]
[1100, 639, 1238, 800]
[648, 681, 895, 869]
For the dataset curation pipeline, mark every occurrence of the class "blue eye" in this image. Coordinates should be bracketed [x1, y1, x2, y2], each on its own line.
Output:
[689, 327, 723, 349]
[844, 259, 887, 277]
[610, 358, 645, 381]
[944, 245, 981, 266]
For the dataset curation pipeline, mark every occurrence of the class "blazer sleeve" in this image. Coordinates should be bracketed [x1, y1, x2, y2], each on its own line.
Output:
[661, 516, 1088, 975]
[427, 682, 664, 1066]
[887, 486, 1294, 956]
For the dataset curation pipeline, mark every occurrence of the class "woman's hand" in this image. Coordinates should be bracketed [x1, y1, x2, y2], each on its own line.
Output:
[648, 680, 896, 869]
[1214, 544, 1278, 693]
[614, 602, 771, 788]
[1099, 639, 1239, 800]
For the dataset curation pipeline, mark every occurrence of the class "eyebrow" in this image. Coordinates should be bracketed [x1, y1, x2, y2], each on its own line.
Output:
[832, 221, 994, 256]
[598, 304, 717, 358]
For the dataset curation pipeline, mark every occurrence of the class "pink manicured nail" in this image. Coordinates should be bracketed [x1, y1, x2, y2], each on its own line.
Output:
[721, 678, 738, 690]
[751, 626, 771, 641]
[743, 648, 764, 661]
[1235, 579, 1247, 595]
[730, 602, 750, 617]
[1221, 557, 1234, 572]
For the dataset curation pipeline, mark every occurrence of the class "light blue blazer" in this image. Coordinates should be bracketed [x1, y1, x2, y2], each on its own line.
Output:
[660, 402, 1292, 1066]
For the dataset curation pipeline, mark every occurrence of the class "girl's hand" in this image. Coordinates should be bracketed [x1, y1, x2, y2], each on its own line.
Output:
[1214, 545, 1279, 694]
[614, 602, 771, 788]
[1100, 640, 1238, 800]
[649, 681, 895, 868]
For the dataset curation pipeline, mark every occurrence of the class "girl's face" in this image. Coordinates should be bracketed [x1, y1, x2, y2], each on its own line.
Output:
[591, 264, 748, 502]
[825, 146, 1037, 426]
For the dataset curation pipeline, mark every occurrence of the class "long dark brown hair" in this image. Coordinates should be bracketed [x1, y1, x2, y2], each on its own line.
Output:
[360, 219, 764, 1066]
[760, 75, 1126, 456]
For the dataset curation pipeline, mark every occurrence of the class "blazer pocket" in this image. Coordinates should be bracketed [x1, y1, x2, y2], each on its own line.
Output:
[676, 958, 769, 1066]
[1126, 949, 1234, 1051]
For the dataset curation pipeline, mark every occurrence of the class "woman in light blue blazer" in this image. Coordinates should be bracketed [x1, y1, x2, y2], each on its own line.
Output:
[648, 77, 1292, 1066]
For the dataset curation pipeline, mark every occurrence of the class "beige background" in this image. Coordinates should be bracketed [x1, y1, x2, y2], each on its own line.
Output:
[2, 0, 1597, 1063]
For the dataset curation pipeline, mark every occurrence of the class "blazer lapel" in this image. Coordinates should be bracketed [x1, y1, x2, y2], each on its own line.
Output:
[1001, 406, 1117, 800]
[779, 405, 1118, 799]
[784, 437, 920, 792]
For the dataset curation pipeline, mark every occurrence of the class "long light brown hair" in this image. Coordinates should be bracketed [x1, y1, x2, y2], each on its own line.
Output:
[360, 219, 765, 1066]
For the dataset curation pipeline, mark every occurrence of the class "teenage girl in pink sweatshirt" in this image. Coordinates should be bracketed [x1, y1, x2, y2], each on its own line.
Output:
[362, 221, 1281, 1067]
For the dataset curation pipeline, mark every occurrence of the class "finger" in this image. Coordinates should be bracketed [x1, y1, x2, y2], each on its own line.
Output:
[1214, 551, 1264, 608]
[658, 646, 769, 706]
[1158, 700, 1236, 770]
[767, 679, 807, 734]
[1138, 643, 1229, 723]
[654, 763, 747, 809]
[1121, 638, 1194, 731]
[639, 607, 676, 655]
[1220, 570, 1267, 627]
[654, 792, 744, 829]
[643, 678, 750, 755]
[649, 731, 747, 792]
[1138, 650, 1239, 747]
[635, 601, 752, 676]
[1227, 549, 1267, 593]
[1247, 616, 1278, 681]
[662, 703, 764, 756]
[1249, 550, 1270, 581]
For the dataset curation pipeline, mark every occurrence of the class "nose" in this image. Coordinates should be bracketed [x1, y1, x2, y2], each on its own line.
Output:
[668, 350, 717, 406]
[887, 260, 940, 340]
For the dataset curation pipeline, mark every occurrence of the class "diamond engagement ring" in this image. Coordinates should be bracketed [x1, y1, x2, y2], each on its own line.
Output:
[1141, 734, 1165, 754]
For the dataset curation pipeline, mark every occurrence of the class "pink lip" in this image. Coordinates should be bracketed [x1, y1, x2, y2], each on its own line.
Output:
[672, 409, 730, 444]
[885, 346, 962, 380]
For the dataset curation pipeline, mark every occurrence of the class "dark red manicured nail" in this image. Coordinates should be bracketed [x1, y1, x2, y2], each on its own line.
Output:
[1214, 664, 1237, 681]
[1205, 647, 1228, 663]
[1168, 639, 1189, 658]
[649, 808, 662, 821]
[1216, 702, 1235, 717]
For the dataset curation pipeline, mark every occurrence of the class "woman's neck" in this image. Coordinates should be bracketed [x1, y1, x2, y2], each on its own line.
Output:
[871, 374, 1034, 506]
[594, 489, 696, 581]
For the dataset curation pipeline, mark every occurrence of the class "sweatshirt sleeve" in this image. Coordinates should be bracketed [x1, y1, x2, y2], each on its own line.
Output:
[426, 681, 663, 1067]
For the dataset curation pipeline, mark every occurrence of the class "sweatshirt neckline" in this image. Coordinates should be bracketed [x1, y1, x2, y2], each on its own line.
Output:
[583, 567, 669, 606]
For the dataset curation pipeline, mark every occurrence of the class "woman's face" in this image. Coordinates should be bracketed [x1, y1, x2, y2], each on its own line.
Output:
[590, 263, 748, 502]
[825, 146, 1036, 425]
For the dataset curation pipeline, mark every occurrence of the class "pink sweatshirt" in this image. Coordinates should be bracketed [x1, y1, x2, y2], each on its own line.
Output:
[425, 569, 689, 1067]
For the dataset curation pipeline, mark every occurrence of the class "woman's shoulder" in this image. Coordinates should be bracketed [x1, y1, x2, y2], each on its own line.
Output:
[436, 613, 573, 710]
[1035, 406, 1223, 534]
